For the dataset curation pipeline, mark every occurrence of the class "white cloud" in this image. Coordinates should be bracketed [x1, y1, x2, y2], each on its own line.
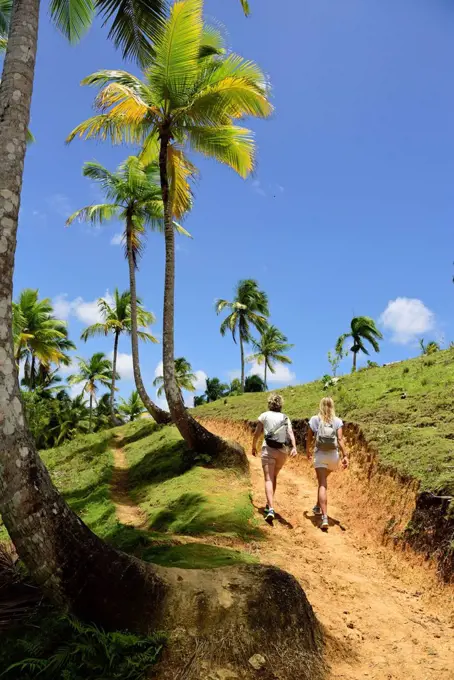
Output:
[248, 360, 296, 385]
[154, 360, 163, 379]
[47, 193, 72, 219]
[68, 382, 87, 401]
[59, 360, 77, 376]
[111, 232, 123, 246]
[252, 178, 266, 197]
[379, 297, 435, 344]
[193, 370, 207, 392]
[110, 351, 134, 381]
[53, 291, 114, 325]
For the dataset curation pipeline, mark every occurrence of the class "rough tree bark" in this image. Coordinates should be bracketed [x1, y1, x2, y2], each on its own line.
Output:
[125, 217, 171, 425]
[159, 131, 246, 469]
[240, 333, 245, 392]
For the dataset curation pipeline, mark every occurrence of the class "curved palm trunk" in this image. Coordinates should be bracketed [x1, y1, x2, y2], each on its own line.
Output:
[126, 218, 171, 425]
[109, 330, 122, 425]
[159, 133, 246, 468]
[89, 392, 93, 432]
[264, 361, 267, 391]
[240, 335, 245, 391]
[352, 351, 357, 372]
[30, 354, 36, 390]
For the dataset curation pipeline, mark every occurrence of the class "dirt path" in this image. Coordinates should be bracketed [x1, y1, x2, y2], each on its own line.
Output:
[109, 428, 454, 678]
[201, 421, 454, 680]
[110, 439, 147, 528]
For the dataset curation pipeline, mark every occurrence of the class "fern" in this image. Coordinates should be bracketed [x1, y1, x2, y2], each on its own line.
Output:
[3, 614, 165, 679]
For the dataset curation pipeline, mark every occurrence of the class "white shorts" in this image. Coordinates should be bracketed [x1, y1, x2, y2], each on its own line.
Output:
[314, 449, 339, 471]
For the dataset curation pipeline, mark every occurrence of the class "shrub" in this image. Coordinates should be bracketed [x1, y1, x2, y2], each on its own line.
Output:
[403, 366, 409, 375]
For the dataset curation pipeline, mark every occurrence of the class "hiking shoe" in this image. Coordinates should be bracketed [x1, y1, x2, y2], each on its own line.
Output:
[312, 505, 322, 515]
[263, 504, 269, 517]
[265, 508, 275, 524]
[321, 515, 329, 531]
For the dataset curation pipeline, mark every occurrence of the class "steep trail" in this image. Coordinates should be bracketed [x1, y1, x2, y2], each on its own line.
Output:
[110, 437, 147, 528]
[204, 420, 454, 680]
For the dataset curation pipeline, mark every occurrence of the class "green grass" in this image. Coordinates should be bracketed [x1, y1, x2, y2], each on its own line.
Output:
[0, 419, 258, 569]
[194, 349, 454, 494]
[125, 423, 261, 543]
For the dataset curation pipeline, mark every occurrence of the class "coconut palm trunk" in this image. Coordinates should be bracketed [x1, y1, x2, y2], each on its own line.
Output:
[158, 134, 246, 467]
[88, 391, 93, 432]
[264, 361, 268, 390]
[353, 350, 357, 371]
[110, 329, 120, 422]
[240, 335, 245, 391]
[126, 217, 171, 425]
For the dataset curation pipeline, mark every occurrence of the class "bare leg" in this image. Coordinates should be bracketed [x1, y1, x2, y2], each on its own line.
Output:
[263, 463, 275, 509]
[316, 468, 330, 517]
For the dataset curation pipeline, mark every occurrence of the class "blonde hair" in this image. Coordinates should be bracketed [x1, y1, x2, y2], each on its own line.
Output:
[268, 393, 283, 412]
[319, 397, 335, 424]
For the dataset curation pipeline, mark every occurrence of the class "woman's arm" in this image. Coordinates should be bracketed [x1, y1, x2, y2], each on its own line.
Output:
[306, 427, 314, 461]
[252, 421, 264, 457]
[287, 419, 298, 457]
[337, 427, 349, 468]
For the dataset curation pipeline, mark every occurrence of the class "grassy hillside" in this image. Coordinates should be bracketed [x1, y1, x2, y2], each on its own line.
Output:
[0, 420, 259, 569]
[194, 349, 454, 495]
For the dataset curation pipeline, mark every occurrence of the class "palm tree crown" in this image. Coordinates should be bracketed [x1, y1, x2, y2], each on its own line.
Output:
[13, 289, 75, 389]
[118, 390, 146, 421]
[248, 325, 293, 389]
[81, 289, 156, 343]
[67, 352, 117, 431]
[336, 316, 383, 371]
[153, 358, 197, 398]
[216, 279, 269, 390]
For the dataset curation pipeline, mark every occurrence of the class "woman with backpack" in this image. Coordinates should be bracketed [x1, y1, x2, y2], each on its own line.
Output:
[306, 397, 349, 531]
[252, 394, 297, 524]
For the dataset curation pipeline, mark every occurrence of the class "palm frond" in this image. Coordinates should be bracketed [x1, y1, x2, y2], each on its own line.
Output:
[95, 0, 165, 66]
[66, 113, 145, 145]
[188, 124, 255, 178]
[0, 0, 12, 36]
[66, 204, 120, 227]
[50, 0, 95, 43]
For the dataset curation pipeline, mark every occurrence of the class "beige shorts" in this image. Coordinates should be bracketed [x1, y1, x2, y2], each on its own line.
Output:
[261, 445, 287, 474]
[314, 449, 339, 471]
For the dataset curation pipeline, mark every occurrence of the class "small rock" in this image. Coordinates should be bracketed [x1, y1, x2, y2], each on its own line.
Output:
[347, 621, 355, 629]
[248, 654, 266, 671]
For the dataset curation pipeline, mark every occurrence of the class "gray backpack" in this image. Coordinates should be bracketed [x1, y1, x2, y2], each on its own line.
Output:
[265, 415, 289, 449]
[315, 419, 338, 451]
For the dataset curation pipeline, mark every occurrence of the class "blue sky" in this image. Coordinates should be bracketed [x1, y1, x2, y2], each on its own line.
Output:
[12, 0, 454, 404]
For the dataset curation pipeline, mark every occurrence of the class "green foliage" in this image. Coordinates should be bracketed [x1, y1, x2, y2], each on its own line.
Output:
[203, 376, 230, 402]
[193, 394, 206, 407]
[420, 338, 441, 356]
[194, 349, 454, 495]
[216, 279, 269, 347]
[153, 357, 197, 398]
[244, 374, 266, 393]
[2, 614, 165, 679]
[118, 391, 145, 421]
[13, 289, 75, 389]
[366, 360, 379, 369]
[81, 289, 156, 344]
[248, 325, 293, 387]
[336, 316, 383, 370]
[327, 348, 346, 377]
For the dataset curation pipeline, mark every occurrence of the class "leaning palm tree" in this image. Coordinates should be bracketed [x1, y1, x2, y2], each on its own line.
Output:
[67, 353, 117, 433]
[67, 0, 271, 457]
[118, 390, 146, 422]
[67, 157, 190, 425]
[248, 325, 293, 389]
[216, 280, 269, 390]
[13, 289, 75, 390]
[153, 357, 197, 398]
[81, 289, 157, 424]
[336, 317, 383, 371]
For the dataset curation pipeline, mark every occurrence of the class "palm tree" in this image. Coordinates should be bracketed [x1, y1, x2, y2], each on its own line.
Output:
[119, 391, 146, 422]
[13, 289, 75, 390]
[216, 280, 270, 390]
[67, 0, 271, 456]
[419, 339, 440, 356]
[81, 289, 157, 424]
[67, 353, 116, 433]
[244, 374, 266, 393]
[153, 357, 197, 398]
[204, 377, 230, 403]
[67, 157, 190, 425]
[54, 394, 90, 445]
[248, 325, 293, 389]
[336, 317, 383, 372]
